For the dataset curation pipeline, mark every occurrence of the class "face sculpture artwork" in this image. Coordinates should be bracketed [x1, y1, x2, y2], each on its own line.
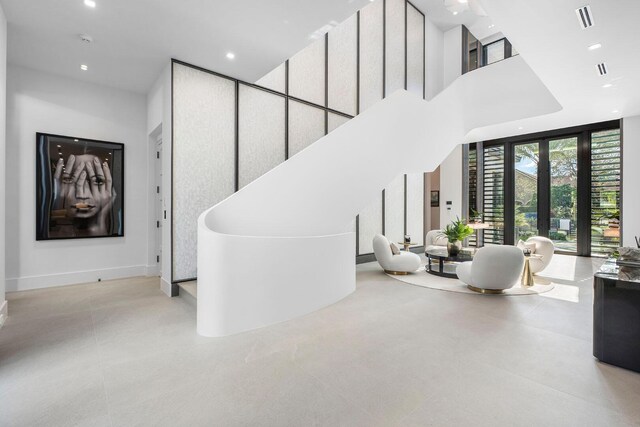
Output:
[51, 154, 116, 236]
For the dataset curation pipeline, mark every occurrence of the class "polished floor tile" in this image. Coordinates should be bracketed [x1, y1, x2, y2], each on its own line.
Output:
[1, 257, 640, 426]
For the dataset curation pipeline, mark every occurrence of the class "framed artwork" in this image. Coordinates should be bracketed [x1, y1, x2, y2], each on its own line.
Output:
[36, 133, 124, 240]
[430, 190, 440, 207]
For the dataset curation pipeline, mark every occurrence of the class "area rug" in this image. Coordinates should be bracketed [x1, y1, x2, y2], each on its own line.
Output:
[386, 265, 555, 296]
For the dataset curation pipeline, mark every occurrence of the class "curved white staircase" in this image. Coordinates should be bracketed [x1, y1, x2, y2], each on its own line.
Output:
[197, 56, 561, 337]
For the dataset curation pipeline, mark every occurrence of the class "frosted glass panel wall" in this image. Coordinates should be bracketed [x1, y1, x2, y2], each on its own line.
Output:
[358, 195, 383, 254]
[328, 113, 351, 133]
[172, 0, 429, 272]
[173, 63, 236, 281]
[385, 0, 406, 96]
[406, 173, 425, 245]
[328, 14, 358, 116]
[288, 100, 326, 157]
[289, 37, 326, 106]
[238, 85, 286, 188]
[359, 0, 384, 112]
[254, 62, 286, 93]
[406, 5, 425, 98]
[384, 174, 406, 244]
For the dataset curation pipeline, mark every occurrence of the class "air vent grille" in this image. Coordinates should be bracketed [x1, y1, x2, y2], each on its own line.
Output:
[596, 63, 608, 76]
[576, 5, 594, 29]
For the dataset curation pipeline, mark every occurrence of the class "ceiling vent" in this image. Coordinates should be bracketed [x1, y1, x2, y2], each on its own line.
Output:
[576, 5, 594, 29]
[596, 62, 608, 76]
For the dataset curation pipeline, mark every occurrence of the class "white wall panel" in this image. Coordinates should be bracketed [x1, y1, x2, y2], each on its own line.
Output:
[407, 5, 424, 98]
[406, 172, 424, 245]
[328, 14, 358, 116]
[384, 173, 405, 244]
[359, 0, 384, 112]
[358, 193, 383, 254]
[254, 62, 286, 94]
[238, 85, 285, 188]
[288, 100, 325, 157]
[173, 63, 236, 281]
[385, 0, 405, 96]
[328, 113, 351, 133]
[289, 37, 325, 106]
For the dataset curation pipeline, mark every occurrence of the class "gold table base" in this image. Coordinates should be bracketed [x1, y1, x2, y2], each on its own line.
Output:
[522, 257, 535, 287]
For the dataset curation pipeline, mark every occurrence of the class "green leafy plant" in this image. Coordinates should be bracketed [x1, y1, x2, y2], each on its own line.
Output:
[469, 208, 483, 222]
[599, 209, 620, 221]
[440, 217, 474, 243]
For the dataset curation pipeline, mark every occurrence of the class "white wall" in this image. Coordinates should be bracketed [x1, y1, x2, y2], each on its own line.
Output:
[0, 4, 7, 323]
[425, 16, 444, 100]
[439, 145, 462, 227]
[5, 65, 149, 291]
[443, 26, 462, 89]
[623, 115, 640, 247]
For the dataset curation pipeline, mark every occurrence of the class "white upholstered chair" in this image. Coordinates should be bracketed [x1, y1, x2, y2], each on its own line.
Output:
[525, 236, 554, 274]
[456, 246, 525, 293]
[425, 229, 448, 251]
[373, 234, 421, 275]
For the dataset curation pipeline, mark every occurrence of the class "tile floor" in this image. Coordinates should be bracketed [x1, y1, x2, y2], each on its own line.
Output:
[1, 255, 640, 426]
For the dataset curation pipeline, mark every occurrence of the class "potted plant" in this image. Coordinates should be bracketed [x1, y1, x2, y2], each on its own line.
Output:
[439, 217, 474, 257]
[469, 208, 483, 224]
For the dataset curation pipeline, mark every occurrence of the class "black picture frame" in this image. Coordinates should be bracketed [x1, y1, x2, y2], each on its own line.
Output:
[430, 190, 440, 207]
[36, 132, 125, 240]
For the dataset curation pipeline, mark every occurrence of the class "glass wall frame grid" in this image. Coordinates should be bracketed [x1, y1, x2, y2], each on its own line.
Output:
[170, 0, 429, 282]
[476, 120, 621, 257]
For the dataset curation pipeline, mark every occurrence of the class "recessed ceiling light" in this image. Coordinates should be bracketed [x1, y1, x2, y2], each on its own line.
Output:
[226, 52, 235, 60]
[80, 64, 88, 71]
[588, 43, 602, 50]
[452, 11, 458, 15]
[518, 126, 524, 130]
[84, 0, 96, 8]
[458, 0, 468, 3]
[612, 109, 619, 113]
[602, 83, 612, 88]
[488, 24, 495, 29]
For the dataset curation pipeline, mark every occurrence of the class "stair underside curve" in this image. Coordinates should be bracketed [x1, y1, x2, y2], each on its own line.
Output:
[197, 55, 562, 337]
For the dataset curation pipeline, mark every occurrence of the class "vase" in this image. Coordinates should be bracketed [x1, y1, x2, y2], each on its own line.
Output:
[447, 241, 461, 257]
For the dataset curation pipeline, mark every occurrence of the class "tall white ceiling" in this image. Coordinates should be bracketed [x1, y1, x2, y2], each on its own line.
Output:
[411, 0, 497, 40]
[1, 0, 373, 93]
[468, 0, 640, 141]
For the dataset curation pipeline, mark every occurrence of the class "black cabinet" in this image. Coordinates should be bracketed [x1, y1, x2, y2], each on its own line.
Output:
[593, 261, 640, 373]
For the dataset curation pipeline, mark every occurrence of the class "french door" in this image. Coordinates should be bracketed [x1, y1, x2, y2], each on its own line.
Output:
[512, 137, 579, 254]
[476, 122, 621, 257]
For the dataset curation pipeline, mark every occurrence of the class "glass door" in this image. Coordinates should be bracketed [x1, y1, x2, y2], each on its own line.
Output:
[514, 142, 540, 242]
[511, 136, 579, 253]
[548, 137, 578, 253]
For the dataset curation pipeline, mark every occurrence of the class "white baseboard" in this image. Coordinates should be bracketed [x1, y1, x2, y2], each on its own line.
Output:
[160, 277, 173, 297]
[146, 264, 160, 277]
[6, 265, 149, 292]
[0, 300, 8, 329]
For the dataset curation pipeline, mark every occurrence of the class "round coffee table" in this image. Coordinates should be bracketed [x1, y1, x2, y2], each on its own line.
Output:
[425, 248, 475, 278]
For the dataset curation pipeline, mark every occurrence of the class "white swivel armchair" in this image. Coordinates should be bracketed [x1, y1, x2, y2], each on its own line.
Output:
[456, 246, 525, 293]
[525, 236, 554, 274]
[373, 234, 421, 275]
[425, 229, 448, 252]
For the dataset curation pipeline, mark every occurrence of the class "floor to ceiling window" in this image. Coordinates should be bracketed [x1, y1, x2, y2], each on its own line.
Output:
[469, 121, 621, 256]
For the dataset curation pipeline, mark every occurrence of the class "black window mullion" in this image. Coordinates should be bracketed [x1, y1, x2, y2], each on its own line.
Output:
[538, 140, 550, 238]
[577, 131, 591, 256]
[504, 143, 515, 245]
